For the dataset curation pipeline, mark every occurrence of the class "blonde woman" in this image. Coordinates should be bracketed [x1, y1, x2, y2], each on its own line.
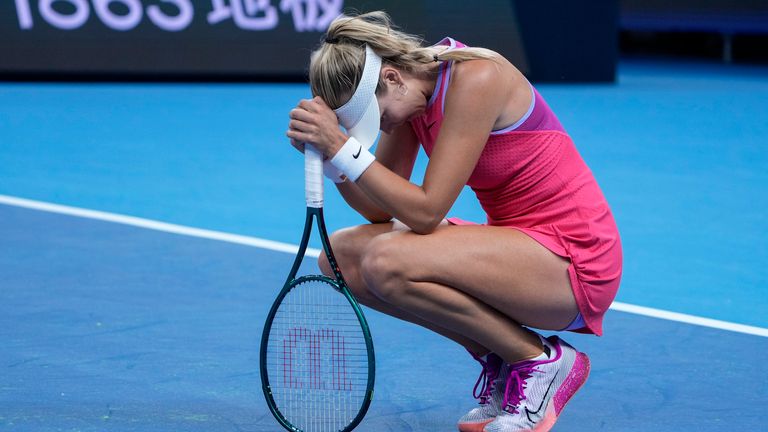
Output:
[286, 11, 622, 432]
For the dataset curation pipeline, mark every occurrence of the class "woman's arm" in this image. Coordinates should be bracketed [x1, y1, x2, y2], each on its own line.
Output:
[287, 60, 510, 234]
[335, 123, 420, 223]
[355, 60, 508, 234]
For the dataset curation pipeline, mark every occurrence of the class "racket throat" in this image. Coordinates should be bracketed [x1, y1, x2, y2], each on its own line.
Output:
[285, 208, 344, 285]
[312, 208, 345, 283]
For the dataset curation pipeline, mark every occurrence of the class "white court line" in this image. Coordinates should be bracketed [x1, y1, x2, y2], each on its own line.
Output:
[610, 302, 768, 337]
[2, 194, 767, 338]
[0, 194, 322, 258]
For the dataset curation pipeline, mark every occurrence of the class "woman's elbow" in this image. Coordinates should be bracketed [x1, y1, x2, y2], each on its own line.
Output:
[363, 211, 393, 225]
[409, 214, 444, 235]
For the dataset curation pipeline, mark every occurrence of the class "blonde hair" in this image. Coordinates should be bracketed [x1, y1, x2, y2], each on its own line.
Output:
[309, 11, 497, 109]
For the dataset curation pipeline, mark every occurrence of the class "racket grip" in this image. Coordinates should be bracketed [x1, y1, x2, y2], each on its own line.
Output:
[305, 144, 324, 208]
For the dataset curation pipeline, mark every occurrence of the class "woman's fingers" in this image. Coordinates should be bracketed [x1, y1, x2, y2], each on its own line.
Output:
[298, 98, 319, 112]
[313, 96, 330, 109]
[286, 97, 341, 157]
[289, 106, 314, 122]
[286, 128, 312, 144]
[287, 106, 314, 153]
[288, 118, 314, 133]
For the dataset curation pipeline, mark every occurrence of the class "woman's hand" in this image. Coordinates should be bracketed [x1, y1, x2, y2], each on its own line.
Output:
[286, 97, 348, 158]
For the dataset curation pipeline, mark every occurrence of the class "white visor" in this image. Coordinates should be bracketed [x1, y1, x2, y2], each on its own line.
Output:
[333, 45, 382, 148]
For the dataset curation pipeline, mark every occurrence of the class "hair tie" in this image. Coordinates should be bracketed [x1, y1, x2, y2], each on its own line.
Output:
[325, 36, 340, 44]
[433, 54, 439, 62]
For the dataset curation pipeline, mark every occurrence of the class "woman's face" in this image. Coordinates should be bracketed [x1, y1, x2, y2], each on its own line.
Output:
[375, 67, 428, 134]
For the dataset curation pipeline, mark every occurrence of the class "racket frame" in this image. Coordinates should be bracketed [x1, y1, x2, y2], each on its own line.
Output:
[260, 206, 376, 432]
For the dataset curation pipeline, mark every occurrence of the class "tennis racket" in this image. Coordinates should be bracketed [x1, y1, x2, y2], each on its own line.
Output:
[260, 145, 375, 432]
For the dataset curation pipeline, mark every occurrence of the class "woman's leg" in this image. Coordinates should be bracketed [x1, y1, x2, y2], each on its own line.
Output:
[319, 222, 578, 363]
[318, 222, 489, 354]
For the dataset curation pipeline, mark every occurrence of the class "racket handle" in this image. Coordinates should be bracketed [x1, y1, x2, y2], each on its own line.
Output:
[305, 144, 324, 208]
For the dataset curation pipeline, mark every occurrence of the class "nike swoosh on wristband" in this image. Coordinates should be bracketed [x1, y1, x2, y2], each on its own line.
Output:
[525, 370, 559, 423]
[352, 146, 362, 159]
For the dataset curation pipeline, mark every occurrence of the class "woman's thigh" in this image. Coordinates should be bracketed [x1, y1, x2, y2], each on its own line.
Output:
[360, 224, 579, 331]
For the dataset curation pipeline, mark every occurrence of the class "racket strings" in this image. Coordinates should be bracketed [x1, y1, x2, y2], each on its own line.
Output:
[266, 278, 370, 432]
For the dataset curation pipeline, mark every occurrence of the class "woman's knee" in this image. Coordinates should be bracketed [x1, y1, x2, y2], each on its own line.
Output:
[318, 226, 363, 277]
[319, 224, 397, 303]
[360, 233, 408, 301]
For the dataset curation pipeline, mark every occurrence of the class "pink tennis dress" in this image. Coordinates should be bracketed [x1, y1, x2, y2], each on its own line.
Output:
[408, 38, 622, 336]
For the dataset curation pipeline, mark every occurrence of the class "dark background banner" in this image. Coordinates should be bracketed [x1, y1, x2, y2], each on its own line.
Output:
[0, 0, 618, 82]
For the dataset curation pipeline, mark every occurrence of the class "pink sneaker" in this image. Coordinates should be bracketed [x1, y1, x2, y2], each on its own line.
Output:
[457, 351, 509, 432]
[483, 336, 590, 432]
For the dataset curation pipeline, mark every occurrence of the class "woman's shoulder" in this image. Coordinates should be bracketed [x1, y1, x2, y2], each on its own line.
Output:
[451, 57, 503, 83]
[446, 57, 510, 106]
[450, 55, 528, 101]
[444, 56, 533, 130]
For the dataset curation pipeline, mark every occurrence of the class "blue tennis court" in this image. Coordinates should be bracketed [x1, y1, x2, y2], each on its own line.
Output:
[1, 60, 767, 430]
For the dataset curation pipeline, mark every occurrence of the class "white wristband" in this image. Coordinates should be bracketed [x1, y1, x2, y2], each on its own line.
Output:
[330, 137, 375, 182]
[323, 159, 346, 183]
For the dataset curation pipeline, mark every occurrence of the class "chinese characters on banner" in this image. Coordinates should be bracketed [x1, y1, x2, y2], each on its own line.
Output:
[13, 0, 344, 32]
